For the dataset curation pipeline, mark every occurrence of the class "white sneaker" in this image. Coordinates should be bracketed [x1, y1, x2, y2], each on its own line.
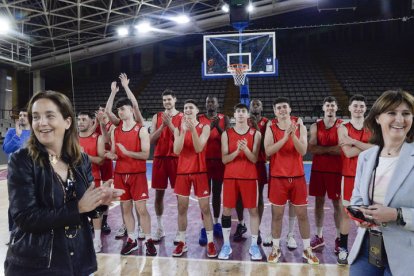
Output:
[93, 239, 102, 253]
[152, 227, 165, 242]
[286, 233, 297, 249]
[137, 226, 145, 240]
[263, 235, 273, 247]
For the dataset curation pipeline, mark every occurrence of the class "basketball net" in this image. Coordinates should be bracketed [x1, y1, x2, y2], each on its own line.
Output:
[228, 64, 248, 86]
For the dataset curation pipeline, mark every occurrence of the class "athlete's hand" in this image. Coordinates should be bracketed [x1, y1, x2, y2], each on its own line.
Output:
[289, 122, 298, 137]
[339, 135, 356, 147]
[104, 151, 118, 160]
[119, 73, 130, 88]
[186, 119, 195, 132]
[162, 112, 172, 127]
[210, 117, 218, 129]
[95, 110, 105, 123]
[238, 138, 248, 152]
[111, 81, 119, 94]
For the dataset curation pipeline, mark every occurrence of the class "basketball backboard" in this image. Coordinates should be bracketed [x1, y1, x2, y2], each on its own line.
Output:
[202, 32, 277, 79]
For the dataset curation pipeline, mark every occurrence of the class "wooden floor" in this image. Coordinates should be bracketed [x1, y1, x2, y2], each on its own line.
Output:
[0, 164, 350, 275]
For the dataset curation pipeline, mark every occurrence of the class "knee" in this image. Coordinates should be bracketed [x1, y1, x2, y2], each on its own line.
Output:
[315, 197, 325, 207]
[295, 209, 308, 221]
[200, 204, 211, 216]
[177, 204, 188, 215]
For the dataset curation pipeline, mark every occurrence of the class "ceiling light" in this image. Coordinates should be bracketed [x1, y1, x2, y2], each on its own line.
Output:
[173, 15, 190, 24]
[117, 26, 129, 37]
[247, 3, 254, 13]
[221, 4, 230, 13]
[0, 17, 11, 35]
[135, 21, 151, 33]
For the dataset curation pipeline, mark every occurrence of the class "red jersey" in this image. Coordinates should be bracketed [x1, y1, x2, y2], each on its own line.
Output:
[177, 123, 207, 174]
[198, 113, 226, 160]
[311, 119, 343, 173]
[248, 117, 269, 163]
[114, 123, 147, 173]
[224, 127, 258, 180]
[341, 122, 371, 177]
[269, 117, 304, 177]
[95, 121, 113, 135]
[79, 133, 101, 180]
[153, 111, 183, 158]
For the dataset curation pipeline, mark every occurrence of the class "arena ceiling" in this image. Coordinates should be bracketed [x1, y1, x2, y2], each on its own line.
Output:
[0, 0, 317, 69]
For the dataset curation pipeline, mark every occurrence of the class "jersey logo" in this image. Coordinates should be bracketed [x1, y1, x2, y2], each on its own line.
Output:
[260, 121, 265, 126]
[203, 190, 209, 195]
[218, 114, 224, 119]
[92, 133, 98, 138]
[134, 126, 140, 131]
[142, 193, 147, 197]
[198, 124, 203, 128]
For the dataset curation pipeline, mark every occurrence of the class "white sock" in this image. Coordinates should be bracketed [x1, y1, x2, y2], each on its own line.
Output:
[251, 235, 258, 246]
[288, 216, 296, 234]
[145, 234, 151, 242]
[316, 227, 323, 237]
[273, 238, 280, 247]
[223, 227, 231, 245]
[303, 238, 310, 249]
[128, 232, 136, 240]
[157, 216, 163, 229]
[94, 230, 101, 239]
[214, 217, 219, 224]
[178, 231, 186, 242]
[206, 230, 213, 243]
[336, 228, 340, 238]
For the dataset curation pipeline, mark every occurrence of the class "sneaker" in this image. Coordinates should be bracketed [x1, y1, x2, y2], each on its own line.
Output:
[145, 239, 157, 256]
[218, 244, 232, 260]
[213, 223, 223, 238]
[102, 222, 111, 235]
[152, 227, 165, 242]
[249, 244, 263, 261]
[334, 237, 340, 254]
[286, 233, 298, 249]
[172, 241, 188, 257]
[303, 247, 319, 265]
[267, 246, 282, 263]
[263, 235, 273, 247]
[121, 238, 138, 255]
[199, 228, 207, 246]
[233, 223, 247, 242]
[137, 226, 145, 240]
[173, 231, 180, 245]
[207, 242, 218, 258]
[115, 225, 127, 239]
[337, 247, 349, 265]
[93, 239, 102, 253]
[257, 231, 262, 245]
[310, 235, 325, 250]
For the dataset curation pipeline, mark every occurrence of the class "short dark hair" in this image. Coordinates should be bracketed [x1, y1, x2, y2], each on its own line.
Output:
[184, 99, 198, 108]
[78, 111, 94, 118]
[115, 97, 133, 109]
[365, 89, 414, 146]
[162, 89, 176, 98]
[19, 108, 27, 113]
[349, 94, 366, 105]
[272, 97, 290, 106]
[97, 103, 106, 109]
[234, 103, 249, 111]
[323, 96, 337, 104]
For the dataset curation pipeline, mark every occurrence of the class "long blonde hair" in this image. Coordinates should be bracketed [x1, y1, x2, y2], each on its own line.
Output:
[26, 91, 81, 166]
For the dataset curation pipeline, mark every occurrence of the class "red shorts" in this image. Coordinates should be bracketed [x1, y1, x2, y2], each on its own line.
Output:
[256, 162, 268, 186]
[223, 179, 258, 209]
[206, 159, 224, 182]
[94, 179, 101, 187]
[174, 173, 210, 198]
[269, 176, 308, 206]
[100, 159, 113, 181]
[151, 157, 178, 189]
[114, 173, 149, 201]
[309, 171, 342, 200]
[341, 176, 355, 204]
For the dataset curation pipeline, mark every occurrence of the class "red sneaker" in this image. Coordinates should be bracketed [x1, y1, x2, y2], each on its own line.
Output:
[121, 238, 138, 255]
[334, 237, 340, 254]
[310, 235, 325, 250]
[207, 242, 218, 258]
[172, 241, 188, 257]
[145, 239, 157, 256]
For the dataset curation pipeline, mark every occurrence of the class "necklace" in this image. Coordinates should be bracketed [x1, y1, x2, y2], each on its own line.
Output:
[49, 154, 61, 165]
[384, 142, 404, 156]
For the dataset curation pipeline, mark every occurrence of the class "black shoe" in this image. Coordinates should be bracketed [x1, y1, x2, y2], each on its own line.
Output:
[102, 222, 111, 235]
[337, 247, 349, 266]
[257, 231, 262, 245]
[233, 223, 247, 242]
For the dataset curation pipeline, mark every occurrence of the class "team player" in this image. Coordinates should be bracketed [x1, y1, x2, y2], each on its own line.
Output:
[218, 103, 262, 261]
[336, 94, 372, 265]
[264, 98, 319, 264]
[172, 99, 217, 258]
[105, 74, 146, 239]
[150, 89, 183, 242]
[197, 96, 230, 244]
[233, 99, 268, 243]
[77, 111, 106, 252]
[308, 96, 343, 253]
[105, 98, 157, 256]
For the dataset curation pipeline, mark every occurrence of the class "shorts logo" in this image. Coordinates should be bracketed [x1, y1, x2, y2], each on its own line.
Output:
[142, 193, 147, 197]
[203, 190, 208, 195]
[249, 130, 255, 135]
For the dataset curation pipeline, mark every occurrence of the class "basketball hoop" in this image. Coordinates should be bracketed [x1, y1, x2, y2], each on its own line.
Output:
[228, 64, 249, 86]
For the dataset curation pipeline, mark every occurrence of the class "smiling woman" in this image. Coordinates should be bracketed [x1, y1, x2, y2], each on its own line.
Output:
[4, 91, 124, 276]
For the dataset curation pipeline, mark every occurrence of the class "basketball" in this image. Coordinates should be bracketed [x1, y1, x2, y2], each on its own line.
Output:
[207, 58, 214, 67]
